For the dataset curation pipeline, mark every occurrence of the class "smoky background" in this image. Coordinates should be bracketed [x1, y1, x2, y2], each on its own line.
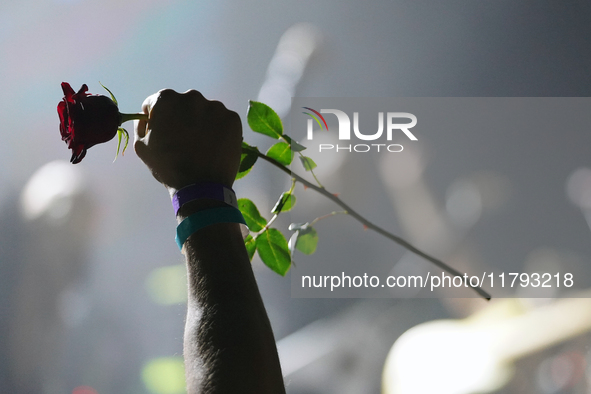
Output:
[1, 1, 591, 393]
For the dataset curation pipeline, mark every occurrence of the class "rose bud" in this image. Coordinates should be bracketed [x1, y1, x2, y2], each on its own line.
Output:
[58, 82, 147, 164]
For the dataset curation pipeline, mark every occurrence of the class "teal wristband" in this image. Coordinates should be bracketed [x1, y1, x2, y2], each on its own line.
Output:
[175, 206, 248, 250]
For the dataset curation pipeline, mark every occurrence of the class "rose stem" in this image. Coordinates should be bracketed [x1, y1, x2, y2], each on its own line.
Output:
[120, 113, 149, 124]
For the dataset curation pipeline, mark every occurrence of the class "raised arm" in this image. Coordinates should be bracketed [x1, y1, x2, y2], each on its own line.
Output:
[134, 89, 285, 393]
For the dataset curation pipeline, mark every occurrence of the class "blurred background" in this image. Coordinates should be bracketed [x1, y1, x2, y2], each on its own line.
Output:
[2, 1, 591, 393]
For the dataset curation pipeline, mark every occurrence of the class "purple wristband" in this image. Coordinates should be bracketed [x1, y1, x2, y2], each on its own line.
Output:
[172, 182, 238, 215]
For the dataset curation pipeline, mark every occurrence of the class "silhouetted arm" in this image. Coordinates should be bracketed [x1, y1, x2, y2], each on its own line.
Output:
[134, 89, 285, 393]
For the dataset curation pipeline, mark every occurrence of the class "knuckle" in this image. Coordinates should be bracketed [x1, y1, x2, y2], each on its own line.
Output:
[209, 100, 239, 119]
[184, 89, 206, 100]
[227, 109, 242, 126]
[157, 88, 178, 98]
[208, 99, 227, 112]
[151, 89, 180, 112]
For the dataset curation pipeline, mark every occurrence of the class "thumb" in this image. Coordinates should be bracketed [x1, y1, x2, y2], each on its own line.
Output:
[134, 137, 168, 187]
[135, 92, 157, 139]
[133, 113, 152, 165]
[134, 91, 158, 164]
[133, 137, 150, 165]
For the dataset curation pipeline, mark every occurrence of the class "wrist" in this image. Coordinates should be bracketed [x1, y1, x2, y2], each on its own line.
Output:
[175, 206, 247, 250]
[176, 199, 228, 222]
[170, 182, 248, 251]
[172, 182, 238, 217]
[171, 182, 238, 221]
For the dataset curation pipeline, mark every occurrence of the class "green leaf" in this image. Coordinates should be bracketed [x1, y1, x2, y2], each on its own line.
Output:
[114, 127, 129, 162]
[244, 234, 256, 261]
[272, 192, 296, 214]
[266, 142, 293, 165]
[236, 161, 252, 180]
[99, 82, 118, 106]
[282, 135, 307, 152]
[238, 198, 267, 232]
[299, 156, 317, 171]
[256, 228, 291, 276]
[287, 232, 298, 259]
[239, 150, 258, 172]
[288, 222, 308, 231]
[242, 141, 259, 153]
[296, 226, 319, 255]
[237, 142, 260, 179]
[121, 128, 129, 154]
[236, 153, 258, 180]
[115, 130, 122, 161]
[247, 101, 283, 139]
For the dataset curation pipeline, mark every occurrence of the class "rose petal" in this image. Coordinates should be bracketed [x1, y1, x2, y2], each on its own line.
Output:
[76, 84, 89, 98]
[70, 145, 87, 164]
[58, 83, 120, 164]
[57, 101, 70, 139]
[61, 82, 76, 103]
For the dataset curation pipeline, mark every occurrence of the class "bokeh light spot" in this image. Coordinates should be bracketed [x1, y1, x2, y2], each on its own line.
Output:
[142, 357, 186, 394]
[72, 386, 98, 394]
[145, 264, 188, 305]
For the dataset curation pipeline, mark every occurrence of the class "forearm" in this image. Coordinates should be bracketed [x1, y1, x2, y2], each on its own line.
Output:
[133, 88, 279, 392]
[179, 203, 285, 393]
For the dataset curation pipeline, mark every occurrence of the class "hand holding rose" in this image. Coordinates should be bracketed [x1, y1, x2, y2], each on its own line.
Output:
[57, 85, 286, 393]
[133, 89, 243, 193]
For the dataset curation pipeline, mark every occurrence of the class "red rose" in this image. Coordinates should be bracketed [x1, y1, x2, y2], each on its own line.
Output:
[58, 82, 121, 164]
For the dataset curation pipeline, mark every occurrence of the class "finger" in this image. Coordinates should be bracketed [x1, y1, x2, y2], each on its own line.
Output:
[179, 89, 209, 116]
[182, 89, 206, 100]
[134, 138, 152, 168]
[135, 92, 159, 140]
[134, 117, 148, 141]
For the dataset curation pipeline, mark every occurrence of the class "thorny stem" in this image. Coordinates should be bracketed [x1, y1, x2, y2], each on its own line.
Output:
[258, 213, 280, 236]
[281, 135, 324, 188]
[302, 152, 324, 188]
[255, 149, 491, 301]
[254, 179, 297, 237]
[310, 211, 348, 226]
[288, 178, 297, 194]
